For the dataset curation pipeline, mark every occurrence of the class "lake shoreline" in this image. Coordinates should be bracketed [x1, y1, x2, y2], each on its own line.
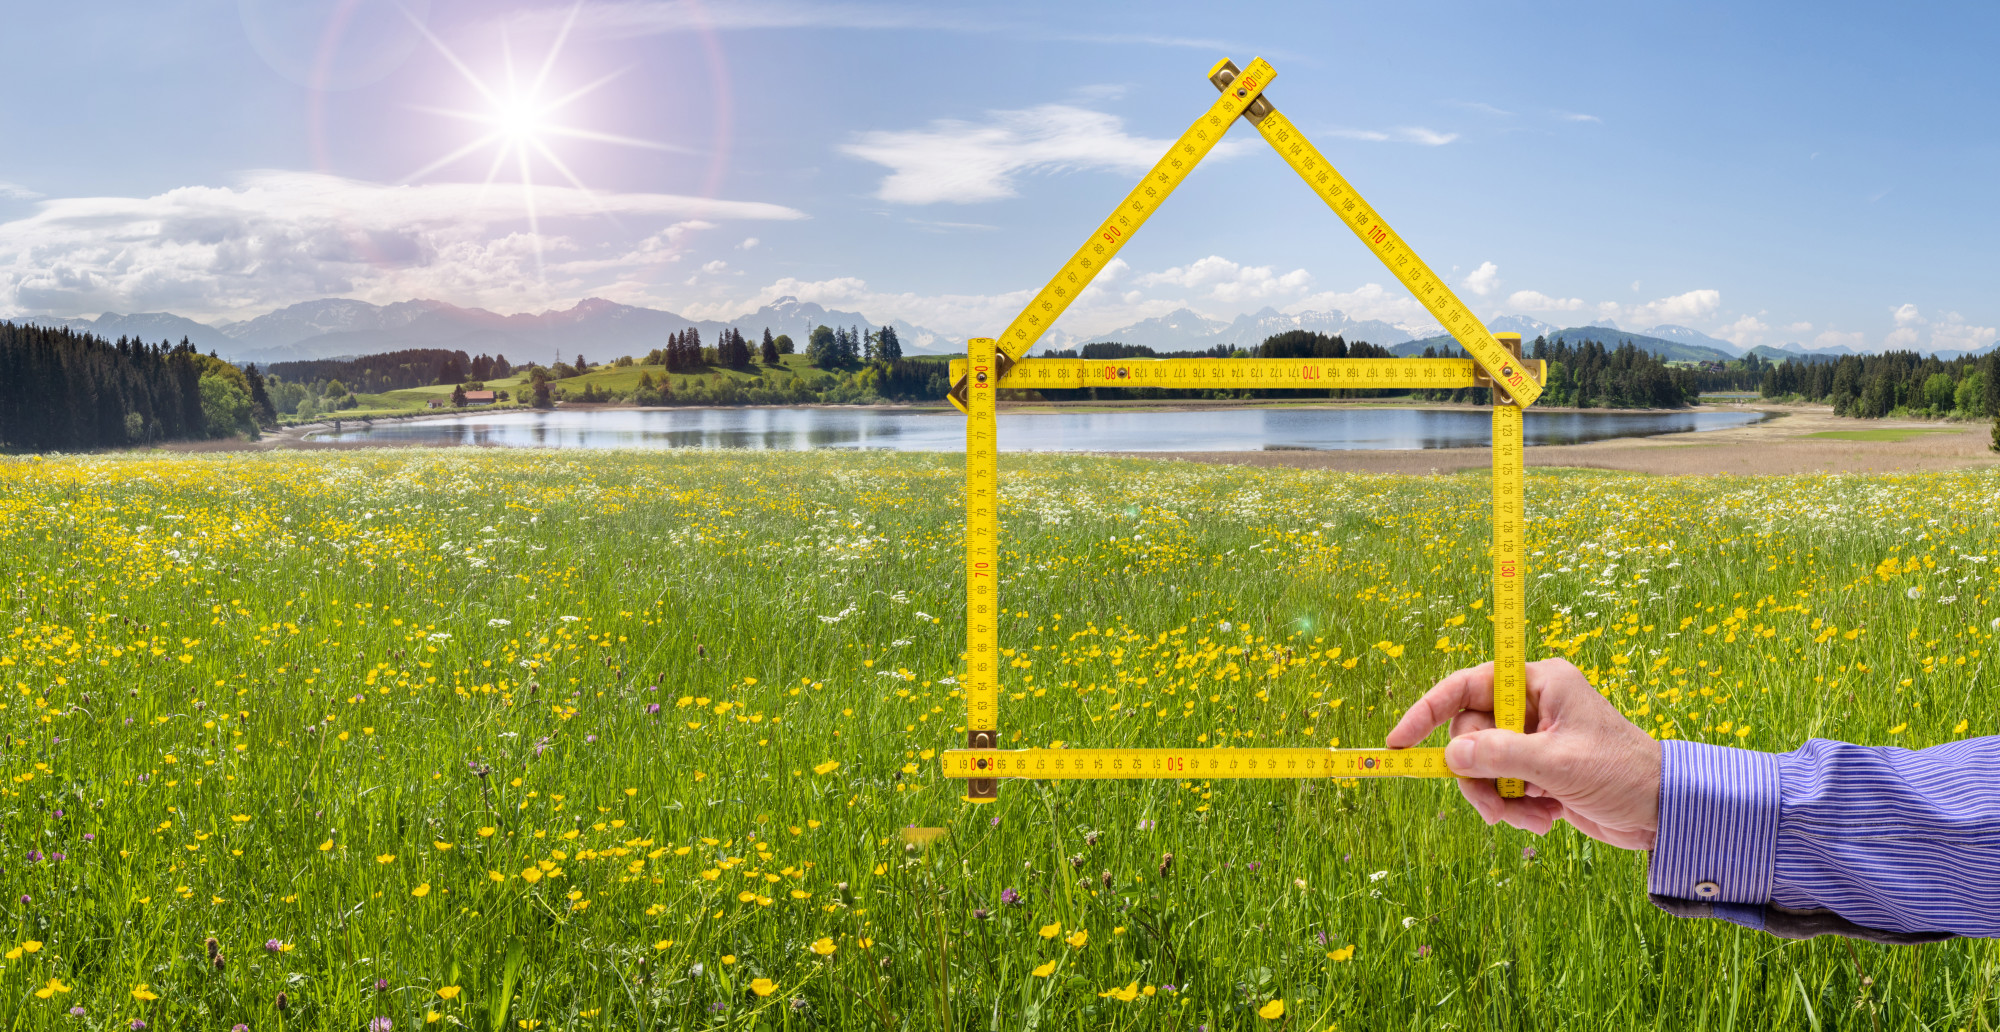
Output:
[158, 401, 1998, 477]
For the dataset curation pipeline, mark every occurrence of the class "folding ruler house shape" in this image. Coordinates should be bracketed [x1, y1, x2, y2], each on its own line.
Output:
[941, 58, 1545, 802]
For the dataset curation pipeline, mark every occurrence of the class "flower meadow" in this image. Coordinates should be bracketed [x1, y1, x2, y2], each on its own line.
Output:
[2, 448, 1998, 1030]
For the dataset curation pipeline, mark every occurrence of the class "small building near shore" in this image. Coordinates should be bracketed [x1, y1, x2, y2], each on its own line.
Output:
[464, 390, 497, 405]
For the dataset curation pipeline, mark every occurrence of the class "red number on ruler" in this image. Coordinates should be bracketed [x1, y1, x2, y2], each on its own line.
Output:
[1101, 226, 1123, 243]
[1367, 225, 1389, 245]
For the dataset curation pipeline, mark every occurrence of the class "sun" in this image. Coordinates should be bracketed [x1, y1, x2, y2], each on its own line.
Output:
[400, 5, 687, 281]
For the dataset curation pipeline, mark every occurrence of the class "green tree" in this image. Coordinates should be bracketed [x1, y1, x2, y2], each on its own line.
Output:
[874, 324, 902, 362]
[451, 384, 467, 407]
[1953, 371, 1987, 416]
[806, 325, 839, 367]
[198, 374, 257, 438]
[1984, 352, 1999, 420]
[1923, 372, 1955, 412]
[761, 328, 780, 365]
[773, 333, 795, 355]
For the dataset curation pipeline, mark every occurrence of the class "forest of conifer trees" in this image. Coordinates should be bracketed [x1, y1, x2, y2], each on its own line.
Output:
[0, 324, 264, 451]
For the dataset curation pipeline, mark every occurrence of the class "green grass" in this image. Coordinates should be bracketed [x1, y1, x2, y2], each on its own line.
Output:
[1802, 427, 1968, 443]
[3, 451, 1999, 1029]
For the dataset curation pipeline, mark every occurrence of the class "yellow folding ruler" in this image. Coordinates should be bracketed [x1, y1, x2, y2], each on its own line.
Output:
[944, 56, 1542, 802]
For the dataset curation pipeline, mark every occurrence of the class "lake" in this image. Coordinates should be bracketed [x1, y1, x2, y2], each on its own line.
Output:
[307, 406, 1768, 451]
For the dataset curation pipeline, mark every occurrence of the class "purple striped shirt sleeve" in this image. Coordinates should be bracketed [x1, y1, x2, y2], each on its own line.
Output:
[1649, 740, 1781, 905]
[1650, 736, 2000, 938]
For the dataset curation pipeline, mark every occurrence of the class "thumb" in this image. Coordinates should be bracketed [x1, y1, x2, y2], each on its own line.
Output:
[1444, 727, 1563, 786]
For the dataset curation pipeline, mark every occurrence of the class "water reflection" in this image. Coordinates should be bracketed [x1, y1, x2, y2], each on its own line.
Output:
[309, 406, 1768, 452]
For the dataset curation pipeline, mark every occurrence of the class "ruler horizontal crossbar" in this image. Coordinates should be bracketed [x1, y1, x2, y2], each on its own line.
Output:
[941, 746, 1454, 780]
[947, 357, 1479, 391]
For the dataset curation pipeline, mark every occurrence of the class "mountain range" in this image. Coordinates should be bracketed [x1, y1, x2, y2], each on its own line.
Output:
[11, 297, 953, 367]
[6, 298, 1993, 368]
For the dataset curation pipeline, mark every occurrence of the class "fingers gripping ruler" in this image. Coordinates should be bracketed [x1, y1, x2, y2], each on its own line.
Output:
[944, 57, 1539, 802]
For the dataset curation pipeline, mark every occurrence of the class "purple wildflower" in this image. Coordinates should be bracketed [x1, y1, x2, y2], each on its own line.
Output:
[369, 1019, 393, 1032]
[1521, 846, 1537, 859]
[999, 887, 1021, 906]
[1316, 930, 1328, 945]
[646, 703, 661, 715]
[1417, 944, 1432, 958]
[989, 816, 1000, 827]
[53, 809, 64, 818]
[26, 850, 43, 862]
[233, 1025, 249, 1032]
[68, 1006, 86, 1017]
[130, 1022, 148, 1031]
[374, 978, 389, 992]
[82, 833, 95, 842]
[584, 735, 597, 744]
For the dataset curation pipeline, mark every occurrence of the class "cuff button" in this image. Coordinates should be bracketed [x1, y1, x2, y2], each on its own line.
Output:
[1694, 881, 1721, 899]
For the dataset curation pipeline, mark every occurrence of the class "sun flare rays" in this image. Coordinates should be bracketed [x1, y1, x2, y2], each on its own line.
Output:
[401, 4, 695, 281]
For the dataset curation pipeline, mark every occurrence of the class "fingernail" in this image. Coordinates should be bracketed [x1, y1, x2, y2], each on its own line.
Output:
[1445, 737, 1475, 773]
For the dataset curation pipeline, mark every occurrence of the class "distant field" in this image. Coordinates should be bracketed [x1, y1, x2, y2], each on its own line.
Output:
[1803, 427, 1968, 442]
[5, 451, 1999, 1028]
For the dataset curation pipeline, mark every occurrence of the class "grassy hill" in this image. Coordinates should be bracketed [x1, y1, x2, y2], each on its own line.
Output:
[289, 355, 958, 423]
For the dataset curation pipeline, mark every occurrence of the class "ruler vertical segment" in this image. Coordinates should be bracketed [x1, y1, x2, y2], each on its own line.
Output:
[964, 337, 1000, 802]
[1491, 399, 1527, 798]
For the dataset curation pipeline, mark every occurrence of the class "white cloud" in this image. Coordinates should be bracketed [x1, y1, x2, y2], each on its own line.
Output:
[1557, 111, 1602, 123]
[0, 181, 40, 201]
[1716, 315, 1769, 346]
[1816, 329, 1866, 350]
[701, 259, 729, 273]
[841, 104, 1247, 205]
[1887, 304, 1998, 352]
[1323, 126, 1460, 146]
[1462, 261, 1499, 297]
[1605, 289, 1721, 327]
[1784, 321, 1813, 334]
[737, 237, 759, 250]
[1133, 255, 1312, 303]
[0, 172, 801, 320]
[1504, 290, 1586, 313]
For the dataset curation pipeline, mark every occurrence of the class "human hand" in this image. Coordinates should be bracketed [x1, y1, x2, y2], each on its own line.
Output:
[1385, 658, 1662, 850]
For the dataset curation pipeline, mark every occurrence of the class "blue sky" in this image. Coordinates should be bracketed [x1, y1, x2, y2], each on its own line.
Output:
[1, 0, 1995, 352]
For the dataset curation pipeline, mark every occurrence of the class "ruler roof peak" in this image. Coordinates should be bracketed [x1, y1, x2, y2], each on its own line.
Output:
[947, 56, 1543, 411]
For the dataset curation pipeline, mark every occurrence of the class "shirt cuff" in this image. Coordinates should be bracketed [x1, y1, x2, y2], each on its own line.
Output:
[1647, 740, 1781, 904]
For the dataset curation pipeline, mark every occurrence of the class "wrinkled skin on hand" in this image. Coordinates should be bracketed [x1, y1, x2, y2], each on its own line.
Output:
[1387, 657, 1662, 850]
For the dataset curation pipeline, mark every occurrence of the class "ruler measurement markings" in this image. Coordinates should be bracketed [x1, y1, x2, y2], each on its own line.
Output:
[1491, 401, 1527, 797]
[943, 747, 1455, 780]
